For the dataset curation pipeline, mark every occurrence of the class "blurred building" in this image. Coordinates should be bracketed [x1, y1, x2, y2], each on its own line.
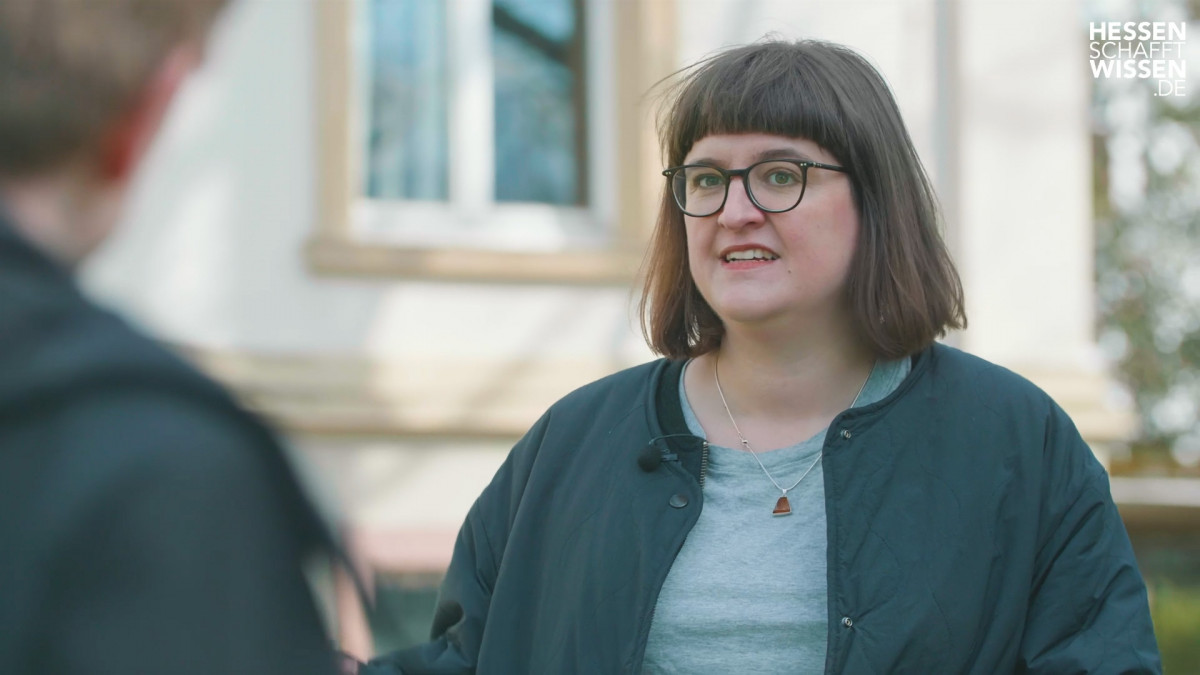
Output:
[82, 0, 1198, 654]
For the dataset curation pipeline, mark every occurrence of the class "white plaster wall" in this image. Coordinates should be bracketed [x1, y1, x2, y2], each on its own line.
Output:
[956, 1, 1100, 372]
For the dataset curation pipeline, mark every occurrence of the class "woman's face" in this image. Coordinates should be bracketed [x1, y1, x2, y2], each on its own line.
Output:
[683, 132, 859, 332]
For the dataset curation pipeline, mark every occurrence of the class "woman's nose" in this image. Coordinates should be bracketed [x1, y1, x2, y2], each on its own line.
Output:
[716, 177, 765, 230]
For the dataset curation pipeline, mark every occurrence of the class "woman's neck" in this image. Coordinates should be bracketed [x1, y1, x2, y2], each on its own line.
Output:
[714, 333, 873, 415]
[684, 315, 876, 451]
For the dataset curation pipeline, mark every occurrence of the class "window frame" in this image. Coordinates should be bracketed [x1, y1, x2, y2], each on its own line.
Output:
[309, 0, 652, 284]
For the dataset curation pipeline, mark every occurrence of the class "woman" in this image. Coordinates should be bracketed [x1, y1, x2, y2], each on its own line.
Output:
[364, 40, 1160, 674]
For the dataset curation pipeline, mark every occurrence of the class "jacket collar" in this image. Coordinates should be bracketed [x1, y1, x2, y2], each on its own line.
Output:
[650, 345, 938, 458]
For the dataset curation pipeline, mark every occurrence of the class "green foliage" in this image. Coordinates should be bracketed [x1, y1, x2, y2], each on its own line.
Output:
[1093, 2, 1200, 467]
[1150, 581, 1200, 673]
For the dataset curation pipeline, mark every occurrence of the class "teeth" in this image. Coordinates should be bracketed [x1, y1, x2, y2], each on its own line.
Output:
[724, 248, 778, 262]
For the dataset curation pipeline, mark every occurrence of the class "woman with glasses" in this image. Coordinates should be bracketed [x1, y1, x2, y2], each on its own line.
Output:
[362, 40, 1159, 674]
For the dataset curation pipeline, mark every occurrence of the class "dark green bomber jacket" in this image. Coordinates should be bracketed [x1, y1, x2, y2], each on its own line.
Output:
[367, 344, 1161, 674]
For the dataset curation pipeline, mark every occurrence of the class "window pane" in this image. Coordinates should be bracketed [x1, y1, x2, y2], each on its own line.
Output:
[364, 0, 449, 201]
[493, 0, 587, 205]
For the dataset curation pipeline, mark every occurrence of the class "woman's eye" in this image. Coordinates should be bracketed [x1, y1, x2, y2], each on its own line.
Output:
[692, 173, 723, 189]
[767, 171, 797, 185]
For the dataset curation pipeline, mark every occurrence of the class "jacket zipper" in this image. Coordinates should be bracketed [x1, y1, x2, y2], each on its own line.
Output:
[635, 439, 710, 673]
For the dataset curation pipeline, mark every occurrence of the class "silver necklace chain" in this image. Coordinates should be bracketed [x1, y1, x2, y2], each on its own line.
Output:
[712, 354, 873, 497]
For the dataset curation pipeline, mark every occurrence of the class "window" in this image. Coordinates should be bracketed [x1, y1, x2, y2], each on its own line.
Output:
[311, 0, 663, 283]
[491, 0, 588, 206]
[361, 0, 451, 203]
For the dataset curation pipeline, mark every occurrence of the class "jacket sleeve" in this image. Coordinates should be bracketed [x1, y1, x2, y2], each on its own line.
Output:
[1018, 403, 1162, 674]
[362, 411, 552, 675]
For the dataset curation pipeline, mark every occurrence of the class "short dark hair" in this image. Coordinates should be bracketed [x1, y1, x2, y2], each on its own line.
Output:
[0, 0, 228, 177]
[639, 39, 966, 360]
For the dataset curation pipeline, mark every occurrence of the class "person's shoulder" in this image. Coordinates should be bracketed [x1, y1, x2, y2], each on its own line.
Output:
[2, 301, 290, 514]
[488, 361, 670, 505]
[546, 359, 667, 419]
[923, 342, 1055, 408]
[61, 384, 268, 467]
[916, 346, 1103, 480]
[0, 387, 289, 576]
[0, 282, 234, 420]
[42, 386, 284, 519]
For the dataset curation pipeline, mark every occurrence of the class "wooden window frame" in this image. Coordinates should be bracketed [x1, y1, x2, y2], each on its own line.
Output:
[308, 0, 673, 285]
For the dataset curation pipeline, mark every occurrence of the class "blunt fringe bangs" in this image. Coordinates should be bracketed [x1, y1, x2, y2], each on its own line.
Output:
[639, 39, 966, 360]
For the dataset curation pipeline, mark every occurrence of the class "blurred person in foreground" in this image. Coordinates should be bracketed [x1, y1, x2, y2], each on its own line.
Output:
[361, 40, 1161, 674]
[0, 1, 342, 672]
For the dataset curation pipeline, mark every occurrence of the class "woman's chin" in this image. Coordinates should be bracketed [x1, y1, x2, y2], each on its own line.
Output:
[712, 302, 787, 327]
[712, 297, 846, 334]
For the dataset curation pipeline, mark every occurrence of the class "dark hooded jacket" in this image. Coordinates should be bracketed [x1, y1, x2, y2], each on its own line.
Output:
[367, 346, 1160, 673]
[0, 210, 337, 674]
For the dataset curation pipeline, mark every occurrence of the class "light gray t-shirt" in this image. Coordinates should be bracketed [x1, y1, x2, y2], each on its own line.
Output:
[641, 357, 910, 674]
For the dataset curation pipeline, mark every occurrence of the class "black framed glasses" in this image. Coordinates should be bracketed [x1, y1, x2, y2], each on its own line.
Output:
[662, 159, 848, 217]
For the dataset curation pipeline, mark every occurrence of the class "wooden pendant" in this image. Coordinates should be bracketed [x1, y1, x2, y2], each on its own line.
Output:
[773, 495, 792, 516]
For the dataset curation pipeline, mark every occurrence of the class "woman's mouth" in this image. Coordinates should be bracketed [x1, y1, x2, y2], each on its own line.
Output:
[721, 247, 780, 268]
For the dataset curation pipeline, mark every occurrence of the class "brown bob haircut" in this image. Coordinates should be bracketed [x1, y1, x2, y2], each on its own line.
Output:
[640, 39, 966, 360]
